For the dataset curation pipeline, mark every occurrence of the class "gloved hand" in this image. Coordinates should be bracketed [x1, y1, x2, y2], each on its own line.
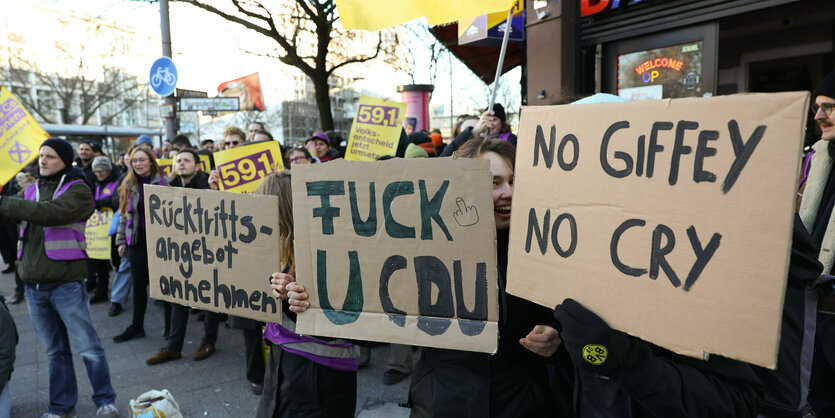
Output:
[554, 298, 632, 376]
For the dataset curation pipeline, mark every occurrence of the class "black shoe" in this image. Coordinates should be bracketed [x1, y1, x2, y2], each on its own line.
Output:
[8, 292, 23, 305]
[1, 262, 15, 274]
[90, 293, 108, 304]
[382, 369, 410, 385]
[113, 326, 145, 343]
[250, 383, 263, 395]
[108, 303, 122, 317]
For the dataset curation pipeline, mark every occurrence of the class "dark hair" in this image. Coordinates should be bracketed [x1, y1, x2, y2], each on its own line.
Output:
[174, 148, 201, 165]
[255, 130, 273, 140]
[171, 135, 192, 149]
[250, 121, 265, 130]
[285, 146, 312, 162]
[201, 139, 214, 146]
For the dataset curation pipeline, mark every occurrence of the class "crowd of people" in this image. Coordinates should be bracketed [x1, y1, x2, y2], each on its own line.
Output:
[1, 78, 835, 418]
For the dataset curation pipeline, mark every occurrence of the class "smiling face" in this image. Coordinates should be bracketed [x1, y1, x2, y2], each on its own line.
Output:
[483, 151, 513, 230]
[39, 146, 66, 177]
[130, 149, 153, 177]
[816, 95, 835, 141]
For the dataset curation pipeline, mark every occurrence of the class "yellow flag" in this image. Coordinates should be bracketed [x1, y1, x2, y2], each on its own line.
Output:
[345, 95, 407, 161]
[213, 141, 284, 193]
[335, 0, 514, 31]
[0, 86, 49, 187]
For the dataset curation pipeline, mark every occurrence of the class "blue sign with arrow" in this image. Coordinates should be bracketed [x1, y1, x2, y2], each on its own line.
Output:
[149, 57, 178, 97]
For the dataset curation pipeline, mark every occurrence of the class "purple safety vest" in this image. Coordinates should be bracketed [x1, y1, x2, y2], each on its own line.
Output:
[125, 177, 166, 246]
[18, 178, 89, 261]
[497, 132, 512, 141]
[95, 180, 119, 201]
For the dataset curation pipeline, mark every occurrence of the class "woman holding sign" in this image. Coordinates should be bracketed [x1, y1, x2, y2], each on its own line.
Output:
[406, 139, 567, 417]
[113, 146, 167, 343]
[256, 171, 360, 418]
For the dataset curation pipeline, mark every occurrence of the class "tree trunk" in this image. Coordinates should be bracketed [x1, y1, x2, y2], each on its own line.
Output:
[312, 72, 334, 131]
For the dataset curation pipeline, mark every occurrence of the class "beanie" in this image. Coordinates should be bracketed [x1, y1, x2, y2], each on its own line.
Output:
[491, 103, 507, 122]
[137, 135, 152, 145]
[409, 131, 432, 145]
[40, 138, 74, 169]
[92, 156, 112, 172]
[816, 71, 835, 99]
[430, 133, 444, 147]
[405, 143, 428, 158]
[306, 132, 330, 145]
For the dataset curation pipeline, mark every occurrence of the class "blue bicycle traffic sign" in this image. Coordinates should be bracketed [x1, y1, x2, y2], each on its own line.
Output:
[149, 57, 178, 97]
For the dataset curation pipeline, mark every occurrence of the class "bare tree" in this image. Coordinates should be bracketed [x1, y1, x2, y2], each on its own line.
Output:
[172, 0, 393, 130]
[399, 22, 446, 86]
[2, 56, 146, 126]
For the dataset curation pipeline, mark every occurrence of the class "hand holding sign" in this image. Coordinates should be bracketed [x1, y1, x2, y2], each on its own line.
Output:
[286, 282, 309, 313]
[453, 197, 479, 227]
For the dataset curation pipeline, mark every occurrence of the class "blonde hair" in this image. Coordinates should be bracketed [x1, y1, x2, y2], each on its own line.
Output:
[118, 146, 162, 213]
[254, 171, 294, 273]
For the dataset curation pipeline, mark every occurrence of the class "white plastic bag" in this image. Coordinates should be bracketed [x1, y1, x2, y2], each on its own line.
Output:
[130, 389, 183, 418]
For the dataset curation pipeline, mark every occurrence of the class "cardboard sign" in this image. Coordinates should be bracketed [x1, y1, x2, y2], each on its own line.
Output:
[145, 185, 281, 323]
[214, 141, 284, 193]
[507, 92, 809, 368]
[157, 154, 211, 178]
[85, 208, 113, 260]
[292, 158, 499, 353]
[345, 95, 407, 161]
[0, 86, 49, 186]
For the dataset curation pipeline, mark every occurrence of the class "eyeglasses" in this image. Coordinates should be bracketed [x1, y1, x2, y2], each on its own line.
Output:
[812, 103, 835, 116]
[131, 157, 149, 164]
[289, 155, 308, 164]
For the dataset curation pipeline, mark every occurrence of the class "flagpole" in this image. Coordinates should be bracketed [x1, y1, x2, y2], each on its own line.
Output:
[488, 9, 513, 111]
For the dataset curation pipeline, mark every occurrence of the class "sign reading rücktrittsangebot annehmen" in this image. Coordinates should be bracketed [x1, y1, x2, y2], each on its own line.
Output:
[145, 186, 281, 323]
[507, 92, 810, 369]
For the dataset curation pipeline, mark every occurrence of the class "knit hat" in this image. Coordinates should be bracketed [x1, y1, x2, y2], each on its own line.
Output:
[816, 71, 835, 99]
[137, 135, 152, 145]
[92, 156, 112, 172]
[305, 132, 330, 145]
[490, 103, 506, 122]
[430, 132, 443, 147]
[409, 131, 432, 145]
[405, 143, 428, 158]
[40, 138, 74, 169]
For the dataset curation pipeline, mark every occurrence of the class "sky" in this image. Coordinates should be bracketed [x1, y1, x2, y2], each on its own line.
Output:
[42, 0, 522, 122]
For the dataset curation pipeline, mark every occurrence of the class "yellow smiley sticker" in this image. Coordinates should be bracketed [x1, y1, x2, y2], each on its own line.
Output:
[582, 344, 608, 365]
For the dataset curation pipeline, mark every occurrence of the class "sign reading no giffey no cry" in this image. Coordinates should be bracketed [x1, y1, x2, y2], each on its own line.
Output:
[292, 158, 499, 353]
[507, 92, 810, 369]
[145, 186, 281, 323]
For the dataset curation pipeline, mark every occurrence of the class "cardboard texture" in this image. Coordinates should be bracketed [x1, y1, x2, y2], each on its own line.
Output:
[507, 92, 809, 369]
[214, 141, 285, 193]
[345, 95, 407, 161]
[292, 158, 499, 353]
[145, 185, 281, 323]
[85, 208, 113, 260]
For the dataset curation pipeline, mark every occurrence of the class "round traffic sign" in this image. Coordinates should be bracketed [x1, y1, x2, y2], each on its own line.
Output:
[149, 57, 178, 97]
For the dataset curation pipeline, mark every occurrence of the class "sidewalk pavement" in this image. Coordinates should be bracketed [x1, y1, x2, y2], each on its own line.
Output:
[1, 268, 411, 417]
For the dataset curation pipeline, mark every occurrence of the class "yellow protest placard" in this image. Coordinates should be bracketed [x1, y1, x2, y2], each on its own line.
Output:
[213, 141, 284, 193]
[85, 208, 113, 260]
[0, 86, 50, 186]
[345, 95, 406, 161]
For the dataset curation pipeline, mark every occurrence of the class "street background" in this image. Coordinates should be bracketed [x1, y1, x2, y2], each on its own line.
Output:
[1, 269, 412, 417]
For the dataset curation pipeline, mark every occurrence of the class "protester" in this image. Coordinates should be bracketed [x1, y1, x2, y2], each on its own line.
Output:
[441, 104, 516, 157]
[253, 129, 273, 142]
[429, 132, 445, 156]
[408, 132, 436, 157]
[0, 176, 20, 276]
[136, 135, 153, 151]
[304, 132, 339, 162]
[0, 295, 17, 418]
[146, 149, 221, 365]
[88, 156, 120, 304]
[408, 138, 562, 416]
[258, 171, 360, 417]
[200, 139, 215, 153]
[114, 146, 167, 343]
[170, 135, 192, 150]
[75, 140, 97, 188]
[216, 139, 227, 151]
[798, 70, 835, 416]
[284, 146, 312, 167]
[116, 152, 128, 174]
[0, 138, 119, 417]
[161, 140, 172, 156]
[225, 126, 246, 149]
[248, 121, 265, 142]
